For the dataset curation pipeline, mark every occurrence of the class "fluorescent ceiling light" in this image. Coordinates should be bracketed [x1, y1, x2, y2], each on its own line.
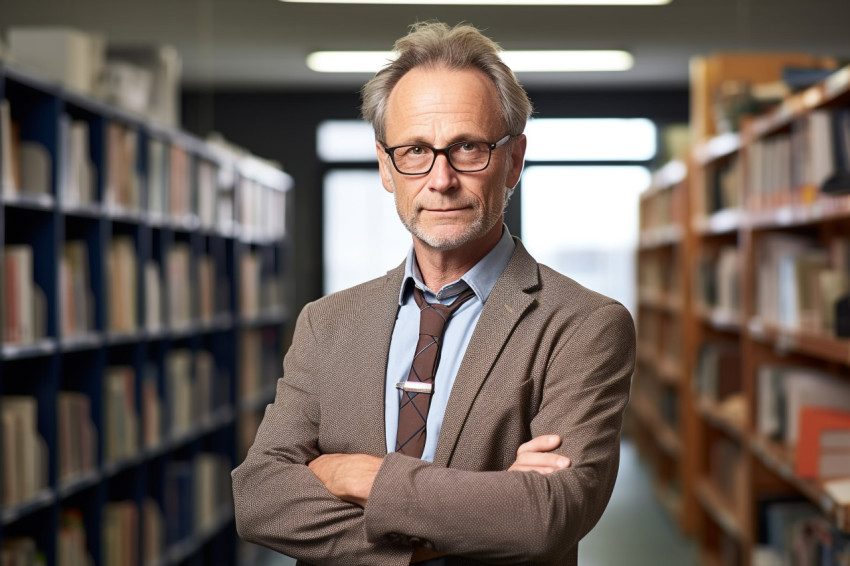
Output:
[307, 50, 633, 73]
[286, 0, 668, 4]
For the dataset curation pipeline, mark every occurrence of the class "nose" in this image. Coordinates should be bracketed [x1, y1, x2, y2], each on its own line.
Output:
[427, 152, 458, 192]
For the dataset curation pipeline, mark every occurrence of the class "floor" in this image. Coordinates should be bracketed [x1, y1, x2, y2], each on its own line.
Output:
[249, 438, 700, 565]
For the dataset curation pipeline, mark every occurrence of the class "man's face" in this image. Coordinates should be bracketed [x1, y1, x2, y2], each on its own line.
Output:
[377, 66, 526, 253]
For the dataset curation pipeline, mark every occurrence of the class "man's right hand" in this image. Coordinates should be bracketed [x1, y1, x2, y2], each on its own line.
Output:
[508, 435, 570, 474]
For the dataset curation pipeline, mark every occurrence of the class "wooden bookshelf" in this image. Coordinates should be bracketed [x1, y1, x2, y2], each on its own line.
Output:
[632, 158, 698, 534]
[643, 61, 850, 565]
[0, 63, 293, 565]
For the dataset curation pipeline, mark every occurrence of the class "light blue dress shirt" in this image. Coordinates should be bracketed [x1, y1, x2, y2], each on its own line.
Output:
[384, 226, 516, 463]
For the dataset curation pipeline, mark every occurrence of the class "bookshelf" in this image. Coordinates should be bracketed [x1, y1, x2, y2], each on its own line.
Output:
[644, 60, 850, 565]
[0, 63, 292, 566]
[632, 158, 698, 533]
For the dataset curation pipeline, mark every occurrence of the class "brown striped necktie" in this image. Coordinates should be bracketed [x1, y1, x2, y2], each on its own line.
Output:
[395, 286, 476, 458]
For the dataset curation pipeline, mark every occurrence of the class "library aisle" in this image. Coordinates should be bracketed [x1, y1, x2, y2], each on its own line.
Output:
[252, 437, 700, 566]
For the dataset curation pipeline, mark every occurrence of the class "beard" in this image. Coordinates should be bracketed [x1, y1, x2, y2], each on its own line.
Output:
[393, 189, 505, 251]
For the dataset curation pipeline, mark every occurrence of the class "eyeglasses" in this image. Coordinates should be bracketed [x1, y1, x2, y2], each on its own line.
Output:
[380, 135, 512, 175]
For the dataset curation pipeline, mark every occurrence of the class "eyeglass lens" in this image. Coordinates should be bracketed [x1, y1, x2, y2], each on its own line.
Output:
[392, 142, 491, 174]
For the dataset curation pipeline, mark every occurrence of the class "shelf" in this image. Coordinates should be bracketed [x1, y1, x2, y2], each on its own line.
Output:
[696, 306, 742, 333]
[638, 225, 684, 249]
[750, 63, 850, 139]
[2, 339, 58, 360]
[747, 198, 850, 230]
[2, 192, 55, 210]
[648, 160, 687, 191]
[1, 489, 55, 526]
[750, 435, 850, 532]
[0, 62, 291, 566]
[747, 318, 850, 366]
[695, 478, 745, 540]
[696, 395, 746, 442]
[692, 209, 743, 236]
[691, 132, 741, 166]
[638, 290, 683, 314]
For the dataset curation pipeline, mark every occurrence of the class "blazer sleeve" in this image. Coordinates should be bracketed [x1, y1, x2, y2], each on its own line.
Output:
[363, 302, 636, 564]
[231, 303, 412, 566]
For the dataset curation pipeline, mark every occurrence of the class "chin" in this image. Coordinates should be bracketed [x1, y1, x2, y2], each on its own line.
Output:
[411, 221, 488, 251]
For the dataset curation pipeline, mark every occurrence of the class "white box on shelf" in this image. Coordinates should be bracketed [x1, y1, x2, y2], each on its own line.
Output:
[103, 44, 182, 127]
[7, 27, 105, 95]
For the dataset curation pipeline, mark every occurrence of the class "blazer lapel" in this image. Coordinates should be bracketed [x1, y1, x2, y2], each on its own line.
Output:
[433, 241, 541, 466]
[357, 263, 406, 456]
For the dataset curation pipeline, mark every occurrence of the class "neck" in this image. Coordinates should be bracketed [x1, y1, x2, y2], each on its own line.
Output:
[413, 224, 503, 291]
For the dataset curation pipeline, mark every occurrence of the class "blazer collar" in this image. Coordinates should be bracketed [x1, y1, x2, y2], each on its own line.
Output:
[433, 239, 540, 466]
[357, 261, 407, 455]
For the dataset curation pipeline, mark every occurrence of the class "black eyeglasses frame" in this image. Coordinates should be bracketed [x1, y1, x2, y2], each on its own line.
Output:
[379, 134, 513, 176]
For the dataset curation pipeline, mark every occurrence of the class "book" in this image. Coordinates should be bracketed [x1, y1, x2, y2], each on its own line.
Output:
[144, 261, 162, 331]
[107, 237, 138, 333]
[796, 407, 850, 479]
[822, 109, 850, 195]
[0, 99, 19, 194]
[3, 244, 35, 344]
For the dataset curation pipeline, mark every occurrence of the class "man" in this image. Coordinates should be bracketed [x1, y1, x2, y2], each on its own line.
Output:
[232, 21, 635, 566]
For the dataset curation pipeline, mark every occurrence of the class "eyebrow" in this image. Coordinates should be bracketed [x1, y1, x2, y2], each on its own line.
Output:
[390, 135, 487, 147]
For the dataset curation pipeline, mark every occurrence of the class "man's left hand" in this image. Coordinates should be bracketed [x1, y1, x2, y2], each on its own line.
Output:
[308, 453, 382, 507]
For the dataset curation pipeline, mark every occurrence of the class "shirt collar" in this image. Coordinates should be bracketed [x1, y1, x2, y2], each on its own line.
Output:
[397, 225, 516, 305]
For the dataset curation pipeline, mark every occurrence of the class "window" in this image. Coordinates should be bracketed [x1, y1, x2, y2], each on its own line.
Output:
[319, 120, 409, 294]
[519, 119, 656, 315]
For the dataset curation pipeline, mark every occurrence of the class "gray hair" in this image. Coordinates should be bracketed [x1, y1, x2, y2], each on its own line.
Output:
[361, 21, 533, 141]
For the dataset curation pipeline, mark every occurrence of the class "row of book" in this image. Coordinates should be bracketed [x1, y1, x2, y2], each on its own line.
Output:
[239, 250, 285, 319]
[238, 328, 282, 404]
[1, 537, 45, 566]
[164, 454, 232, 546]
[694, 340, 742, 405]
[747, 108, 850, 211]
[2, 99, 278, 236]
[236, 175, 287, 241]
[699, 152, 741, 215]
[3, 236, 276, 345]
[695, 245, 741, 316]
[758, 364, 850, 479]
[0, 99, 51, 202]
[637, 253, 680, 301]
[752, 498, 850, 566]
[635, 309, 683, 366]
[0, 501, 163, 566]
[755, 234, 850, 336]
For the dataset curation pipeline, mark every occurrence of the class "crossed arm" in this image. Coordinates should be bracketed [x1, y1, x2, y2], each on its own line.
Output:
[232, 298, 635, 565]
[308, 434, 570, 508]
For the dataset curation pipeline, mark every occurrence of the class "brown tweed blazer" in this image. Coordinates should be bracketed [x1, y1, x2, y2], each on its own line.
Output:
[232, 240, 635, 566]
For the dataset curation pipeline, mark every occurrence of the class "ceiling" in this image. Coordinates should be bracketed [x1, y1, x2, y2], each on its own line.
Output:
[0, 0, 848, 92]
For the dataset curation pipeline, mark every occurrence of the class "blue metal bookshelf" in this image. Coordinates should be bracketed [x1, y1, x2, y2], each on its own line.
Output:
[0, 61, 291, 566]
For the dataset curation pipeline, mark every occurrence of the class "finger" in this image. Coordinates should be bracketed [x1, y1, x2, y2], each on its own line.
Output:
[516, 434, 562, 455]
[516, 452, 570, 469]
[508, 453, 570, 473]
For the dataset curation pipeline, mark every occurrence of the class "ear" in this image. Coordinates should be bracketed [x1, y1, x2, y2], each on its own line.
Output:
[505, 134, 527, 189]
[376, 141, 395, 194]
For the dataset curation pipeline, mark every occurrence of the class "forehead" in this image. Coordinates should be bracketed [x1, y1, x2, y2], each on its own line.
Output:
[384, 66, 504, 142]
